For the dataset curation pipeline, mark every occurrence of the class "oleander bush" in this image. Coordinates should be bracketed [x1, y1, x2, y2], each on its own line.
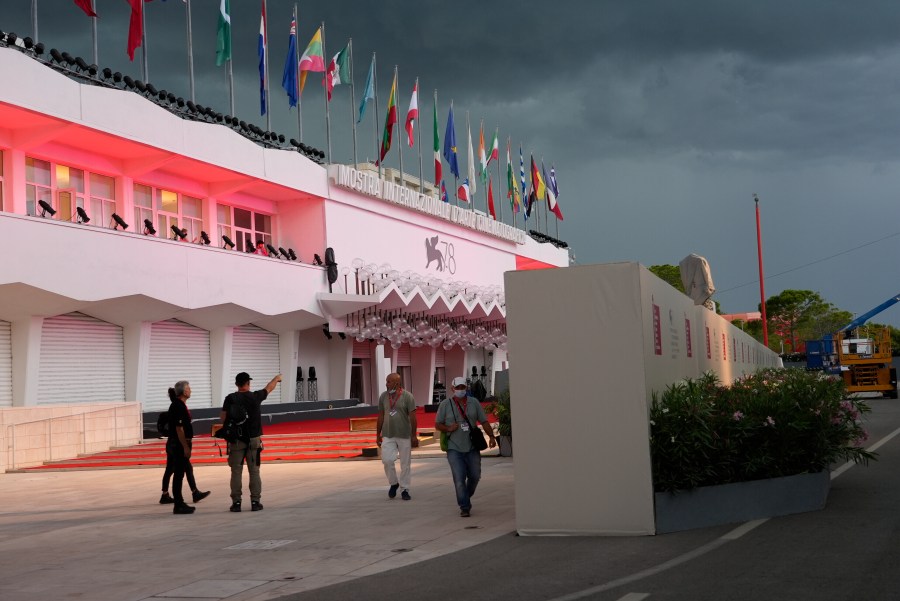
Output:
[650, 368, 876, 493]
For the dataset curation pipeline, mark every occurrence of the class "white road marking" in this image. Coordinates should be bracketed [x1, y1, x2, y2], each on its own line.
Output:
[545, 422, 900, 601]
[615, 594, 650, 601]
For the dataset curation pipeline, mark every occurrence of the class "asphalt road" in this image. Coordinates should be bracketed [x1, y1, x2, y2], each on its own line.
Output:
[282, 396, 900, 601]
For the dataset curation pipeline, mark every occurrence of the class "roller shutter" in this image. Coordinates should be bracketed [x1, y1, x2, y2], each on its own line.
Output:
[0, 320, 11, 407]
[434, 346, 445, 367]
[37, 313, 124, 405]
[231, 325, 280, 404]
[353, 340, 372, 359]
[396, 343, 411, 367]
[145, 320, 212, 411]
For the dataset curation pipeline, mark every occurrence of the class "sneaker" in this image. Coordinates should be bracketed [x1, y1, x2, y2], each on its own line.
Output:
[388, 484, 399, 499]
[251, 501, 264, 512]
[192, 490, 211, 503]
[229, 501, 242, 512]
[460, 508, 471, 518]
[401, 490, 411, 501]
[173, 504, 195, 515]
[159, 492, 174, 505]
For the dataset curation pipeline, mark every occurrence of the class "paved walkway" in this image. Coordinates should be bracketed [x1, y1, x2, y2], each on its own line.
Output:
[6, 398, 900, 601]
[0, 449, 513, 601]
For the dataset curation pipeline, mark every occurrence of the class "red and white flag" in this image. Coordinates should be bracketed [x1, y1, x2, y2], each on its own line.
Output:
[457, 178, 470, 203]
[405, 80, 419, 147]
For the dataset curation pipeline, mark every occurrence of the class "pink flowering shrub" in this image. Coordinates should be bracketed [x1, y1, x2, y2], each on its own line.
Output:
[650, 369, 875, 492]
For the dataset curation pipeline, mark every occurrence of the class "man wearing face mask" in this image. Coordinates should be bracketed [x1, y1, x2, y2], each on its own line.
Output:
[434, 376, 496, 517]
[376, 373, 418, 500]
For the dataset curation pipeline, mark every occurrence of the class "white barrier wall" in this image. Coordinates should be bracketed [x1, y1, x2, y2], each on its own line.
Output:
[505, 262, 779, 536]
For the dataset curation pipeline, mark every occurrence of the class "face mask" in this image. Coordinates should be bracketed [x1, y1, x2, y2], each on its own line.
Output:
[387, 386, 397, 393]
[453, 390, 467, 398]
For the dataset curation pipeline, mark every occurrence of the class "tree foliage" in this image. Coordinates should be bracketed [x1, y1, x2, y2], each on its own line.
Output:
[761, 290, 832, 352]
[648, 264, 685, 293]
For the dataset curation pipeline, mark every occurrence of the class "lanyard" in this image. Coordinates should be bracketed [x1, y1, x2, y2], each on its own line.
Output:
[453, 397, 469, 422]
[388, 389, 403, 411]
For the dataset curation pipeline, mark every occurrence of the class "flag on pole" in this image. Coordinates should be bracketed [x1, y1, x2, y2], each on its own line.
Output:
[443, 106, 459, 178]
[258, 2, 268, 116]
[433, 99, 442, 186]
[377, 70, 397, 165]
[506, 141, 521, 213]
[488, 130, 499, 165]
[405, 80, 418, 147]
[478, 122, 487, 182]
[518, 145, 527, 210]
[547, 165, 564, 220]
[281, 17, 298, 108]
[487, 176, 496, 219]
[298, 27, 325, 95]
[74, 0, 97, 17]
[457, 178, 471, 202]
[126, 0, 143, 61]
[215, 0, 231, 66]
[324, 42, 350, 101]
[440, 180, 449, 203]
[466, 122, 477, 195]
[357, 55, 375, 123]
[531, 156, 547, 201]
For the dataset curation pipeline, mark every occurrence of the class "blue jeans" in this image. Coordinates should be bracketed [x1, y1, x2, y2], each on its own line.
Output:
[447, 449, 482, 510]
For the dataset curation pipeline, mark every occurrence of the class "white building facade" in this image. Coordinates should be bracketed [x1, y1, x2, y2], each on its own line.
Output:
[0, 46, 568, 413]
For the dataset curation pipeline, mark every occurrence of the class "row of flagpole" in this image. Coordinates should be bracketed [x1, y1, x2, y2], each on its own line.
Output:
[59, 0, 564, 232]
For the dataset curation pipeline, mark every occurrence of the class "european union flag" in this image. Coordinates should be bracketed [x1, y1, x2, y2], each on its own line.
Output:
[443, 106, 459, 178]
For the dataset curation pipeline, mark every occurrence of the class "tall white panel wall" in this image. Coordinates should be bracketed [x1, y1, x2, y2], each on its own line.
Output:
[505, 262, 779, 536]
[0, 320, 11, 407]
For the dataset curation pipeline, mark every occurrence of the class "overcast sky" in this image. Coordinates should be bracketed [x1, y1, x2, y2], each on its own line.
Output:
[6, 1, 900, 326]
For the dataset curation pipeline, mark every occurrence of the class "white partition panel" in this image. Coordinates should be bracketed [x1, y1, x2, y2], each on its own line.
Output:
[505, 262, 779, 536]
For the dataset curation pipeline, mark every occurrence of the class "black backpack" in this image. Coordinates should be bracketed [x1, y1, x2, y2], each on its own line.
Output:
[157, 412, 170, 437]
[215, 398, 249, 443]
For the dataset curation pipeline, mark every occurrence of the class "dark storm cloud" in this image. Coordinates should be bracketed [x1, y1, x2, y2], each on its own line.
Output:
[6, 1, 900, 320]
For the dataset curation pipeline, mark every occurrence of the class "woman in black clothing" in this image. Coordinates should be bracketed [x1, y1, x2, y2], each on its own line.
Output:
[166, 381, 209, 514]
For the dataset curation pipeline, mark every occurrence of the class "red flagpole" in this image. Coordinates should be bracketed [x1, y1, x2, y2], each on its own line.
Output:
[754, 194, 769, 347]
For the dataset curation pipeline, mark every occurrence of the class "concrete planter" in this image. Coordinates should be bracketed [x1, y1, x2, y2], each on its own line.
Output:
[654, 470, 830, 534]
[497, 435, 513, 457]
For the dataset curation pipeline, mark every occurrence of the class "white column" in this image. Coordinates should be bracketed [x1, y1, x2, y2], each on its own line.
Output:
[374, 343, 388, 401]
[278, 330, 299, 404]
[11, 317, 43, 406]
[6, 149, 26, 215]
[210, 326, 234, 407]
[123, 321, 151, 406]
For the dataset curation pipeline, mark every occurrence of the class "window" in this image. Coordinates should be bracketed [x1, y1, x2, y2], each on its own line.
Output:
[133, 184, 206, 241]
[218, 204, 272, 252]
[26, 157, 114, 222]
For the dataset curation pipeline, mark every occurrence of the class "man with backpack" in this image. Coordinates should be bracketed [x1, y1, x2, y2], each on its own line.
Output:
[220, 371, 282, 513]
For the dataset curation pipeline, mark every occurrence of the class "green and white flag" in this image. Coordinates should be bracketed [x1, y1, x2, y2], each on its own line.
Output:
[216, 0, 232, 66]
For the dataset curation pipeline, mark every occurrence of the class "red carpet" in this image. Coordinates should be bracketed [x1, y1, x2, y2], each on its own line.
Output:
[21, 405, 496, 471]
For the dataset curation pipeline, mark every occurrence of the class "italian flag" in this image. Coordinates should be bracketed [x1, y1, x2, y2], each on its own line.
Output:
[298, 27, 325, 95]
[433, 98, 441, 187]
[488, 129, 499, 165]
[378, 71, 398, 165]
[478, 122, 487, 182]
[324, 42, 350, 101]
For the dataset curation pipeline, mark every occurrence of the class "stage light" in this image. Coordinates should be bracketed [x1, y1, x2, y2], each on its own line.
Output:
[50, 48, 62, 63]
[75, 207, 90, 223]
[102, 67, 112, 79]
[266, 243, 279, 257]
[145, 83, 158, 96]
[322, 325, 333, 340]
[111, 213, 129, 230]
[246, 236, 255, 253]
[38, 199, 56, 217]
[176, 97, 185, 108]
[199, 231, 211, 245]
[157, 89, 168, 101]
[186, 100, 197, 112]
[278, 134, 286, 143]
[134, 80, 146, 93]
[290, 138, 300, 148]
[338, 332, 346, 340]
[33, 42, 44, 55]
[123, 75, 135, 89]
[288, 248, 298, 261]
[171, 224, 186, 240]
[61, 52, 74, 65]
[313, 254, 324, 266]
[22, 37, 33, 50]
[74, 56, 89, 71]
[222, 235, 235, 249]
[6, 32, 17, 45]
[143, 219, 156, 235]
[278, 247, 291, 260]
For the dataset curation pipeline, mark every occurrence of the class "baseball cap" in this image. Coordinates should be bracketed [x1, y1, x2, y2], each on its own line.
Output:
[451, 377, 467, 388]
[235, 372, 253, 386]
